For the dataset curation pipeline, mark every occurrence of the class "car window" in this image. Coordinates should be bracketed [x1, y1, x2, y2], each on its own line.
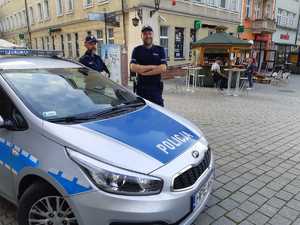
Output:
[1, 68, 141, 122]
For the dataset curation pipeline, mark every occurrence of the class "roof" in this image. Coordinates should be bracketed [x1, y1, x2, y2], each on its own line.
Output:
[0, 57, 82, 70]
[192, 32, 252, 47]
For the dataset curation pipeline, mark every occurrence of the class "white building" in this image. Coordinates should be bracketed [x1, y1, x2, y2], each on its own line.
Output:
[272, 0, 300, 63]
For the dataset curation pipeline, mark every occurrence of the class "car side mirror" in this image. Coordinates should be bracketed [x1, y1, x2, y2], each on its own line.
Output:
[0, 116, 14, 130]
[0, 116, 4, 128]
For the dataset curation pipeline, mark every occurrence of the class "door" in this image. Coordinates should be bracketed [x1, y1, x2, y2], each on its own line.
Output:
[0, 86, 14, 199]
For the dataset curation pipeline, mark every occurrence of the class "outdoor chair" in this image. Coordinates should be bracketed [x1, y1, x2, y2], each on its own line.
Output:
[239, 76, 249, 96]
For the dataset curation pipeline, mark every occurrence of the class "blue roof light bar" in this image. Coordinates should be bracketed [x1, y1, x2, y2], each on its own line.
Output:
[0, 48, 63, 57]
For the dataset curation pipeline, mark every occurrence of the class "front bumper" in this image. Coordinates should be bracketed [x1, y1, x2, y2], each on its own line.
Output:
[68, 159, 215, 225]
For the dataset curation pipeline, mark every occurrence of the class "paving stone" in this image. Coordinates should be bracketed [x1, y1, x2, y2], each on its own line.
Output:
[259, 204, 279, 218]
[226, 208, 249, 223]
[248, 193, 268, 206]
[278, 206, 300, 221]
[206, 205, 227, 219]
[230, 191, 249, 204]
[218, 198, 239, 211]
[268, 214, 292, 225]
[275, 190, 294, 201]
[258, 187, 277, 199]
[212, 216, 236, 225]
[194, 212, 214, 225]
[239, 201, 259, 214]
[247, 211, 270, 225]
[267, 197, 286, 209]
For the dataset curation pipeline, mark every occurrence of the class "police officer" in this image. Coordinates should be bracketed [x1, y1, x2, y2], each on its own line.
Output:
[130, 26, 167, 107]
[79, 36, 110, 76]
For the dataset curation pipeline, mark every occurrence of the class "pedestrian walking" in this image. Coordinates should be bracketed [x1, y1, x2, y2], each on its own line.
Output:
[79, 36, 110, 76]
[130, 26, 167, 107]
[245, 58, 256, 90]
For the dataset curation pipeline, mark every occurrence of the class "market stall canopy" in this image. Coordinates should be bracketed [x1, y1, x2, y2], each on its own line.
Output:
[192, 32, 252, 47]
[0, 39, 19, 48]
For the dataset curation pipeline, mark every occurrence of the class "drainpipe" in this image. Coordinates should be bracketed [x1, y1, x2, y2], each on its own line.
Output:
[24, 0, 32, 48]
[121, 0, 129, 86]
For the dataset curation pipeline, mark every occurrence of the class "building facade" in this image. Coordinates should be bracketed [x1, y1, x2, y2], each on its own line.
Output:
[272, 0, 300, 64]
[240, 0, 276, 70]
[0, 0, 242, 66]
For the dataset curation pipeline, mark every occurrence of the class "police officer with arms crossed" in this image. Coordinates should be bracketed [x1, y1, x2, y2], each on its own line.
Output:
[79, 36, 110, 76]
[130, 26, 167, 107]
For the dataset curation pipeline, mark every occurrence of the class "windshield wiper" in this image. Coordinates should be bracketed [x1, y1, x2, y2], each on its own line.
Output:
[47, 115, 97, 124]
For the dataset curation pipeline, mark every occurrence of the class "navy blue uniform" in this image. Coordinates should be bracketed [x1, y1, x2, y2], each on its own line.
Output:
[79, 51, 110, 74]
[131, 45, 167, 106]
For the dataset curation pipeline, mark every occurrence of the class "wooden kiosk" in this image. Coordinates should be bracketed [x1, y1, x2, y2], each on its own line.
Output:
[192, 30, 252, 66]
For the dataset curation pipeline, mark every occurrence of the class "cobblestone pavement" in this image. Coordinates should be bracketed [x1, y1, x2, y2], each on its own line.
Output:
[164, 75, 300, 225]
[1, 76, 300, 225]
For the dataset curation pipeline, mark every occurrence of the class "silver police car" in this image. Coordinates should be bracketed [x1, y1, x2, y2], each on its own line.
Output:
[0, 49, 214, 225]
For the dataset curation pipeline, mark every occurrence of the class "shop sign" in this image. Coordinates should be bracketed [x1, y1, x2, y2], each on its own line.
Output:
[280, 34, 290, 40]
[255, 34, 270, 42]
[194, 20, 202, 30]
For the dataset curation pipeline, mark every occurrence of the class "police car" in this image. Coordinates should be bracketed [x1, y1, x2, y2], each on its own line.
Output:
[0, 48, 214, 225]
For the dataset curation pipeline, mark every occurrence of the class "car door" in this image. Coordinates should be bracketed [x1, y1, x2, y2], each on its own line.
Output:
[0, 86, 14, 200]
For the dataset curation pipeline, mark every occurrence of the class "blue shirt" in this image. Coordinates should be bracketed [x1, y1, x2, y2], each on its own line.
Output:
[131, 45, 167, 85]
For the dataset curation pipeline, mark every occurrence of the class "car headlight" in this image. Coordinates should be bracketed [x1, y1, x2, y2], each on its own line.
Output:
[67, 149, 163, 196]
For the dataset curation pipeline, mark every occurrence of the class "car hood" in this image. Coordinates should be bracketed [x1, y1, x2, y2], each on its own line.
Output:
[42, 105, 207, 174]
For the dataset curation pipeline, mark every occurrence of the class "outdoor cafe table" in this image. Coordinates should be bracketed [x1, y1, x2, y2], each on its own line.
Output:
[224, 68, 246, 97]
[182, 66, 203, 92]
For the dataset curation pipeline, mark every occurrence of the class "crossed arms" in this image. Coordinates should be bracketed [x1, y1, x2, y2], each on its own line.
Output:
[130, 64, 167, 76]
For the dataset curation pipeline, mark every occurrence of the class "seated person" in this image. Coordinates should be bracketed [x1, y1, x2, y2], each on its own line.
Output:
[211, 58, 227, 91]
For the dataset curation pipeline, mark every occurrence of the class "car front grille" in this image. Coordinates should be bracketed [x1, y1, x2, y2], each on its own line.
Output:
[173, 148, 211, 191]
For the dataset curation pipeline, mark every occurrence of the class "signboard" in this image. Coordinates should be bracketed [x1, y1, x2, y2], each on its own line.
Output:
[87, 12, 120, 27]
[101, 44, 122, 84]
[280, 34, 290, 40]
[255, 34, 271, 42]
[194, 20, 202, 30]
[237, 25, 244, 33]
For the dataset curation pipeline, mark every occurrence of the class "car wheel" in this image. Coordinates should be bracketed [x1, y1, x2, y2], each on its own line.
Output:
[18, 181, 78, 225]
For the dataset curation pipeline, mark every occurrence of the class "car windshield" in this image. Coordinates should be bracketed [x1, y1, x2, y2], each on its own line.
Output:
[2, 68, 143, 122]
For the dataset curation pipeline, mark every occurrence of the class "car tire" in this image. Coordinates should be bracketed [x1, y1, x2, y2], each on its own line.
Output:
[18, 180, 78, 225]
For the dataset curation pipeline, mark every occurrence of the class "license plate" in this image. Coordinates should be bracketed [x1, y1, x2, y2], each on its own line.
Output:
[191, 175, 213, 211]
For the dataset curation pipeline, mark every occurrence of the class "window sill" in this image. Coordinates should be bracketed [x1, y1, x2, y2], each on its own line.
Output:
[83, 4, 93, 9]
[96, 0, 110, 6]
[174, 58, 186, 61]
[65, 10, 74, 15]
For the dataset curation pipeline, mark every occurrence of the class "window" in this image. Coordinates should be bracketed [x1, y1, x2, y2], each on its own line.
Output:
[160, 26, 169, 58]
[75, 33, 80, 58]
[230, 0, 238, 11]
[66, 0, 74, 13]
[34, 38, 38, 49]
[174, 27, 184, 59]
[37, 3, 43, 21]
[87, 30, 92, 36]
[52, 36, 55, 50]
[46, 36, 50, 50]
[96, 29, 104, 54]
[246, 0, 251, 18]
[22, 10, 26, 27]
[56, 0, 63, 16]
[277, 9, 282, 25]
[41, 37, 45, 50]
[60, 34, 65, 57]
[29, 7, 35, 25]
[220, 0, 226, 8]
[67, 33, 73, 58]
[84, 0, 93, 8]
[108, 28, 114, 44]
[43, 0, 50, 19]
[254, 0, 262, 19]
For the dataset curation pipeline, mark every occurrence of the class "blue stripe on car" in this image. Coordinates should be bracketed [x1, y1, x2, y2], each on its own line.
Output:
[83, 106, 200, 164]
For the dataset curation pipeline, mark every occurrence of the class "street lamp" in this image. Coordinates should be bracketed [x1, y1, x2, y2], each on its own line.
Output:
[150, 0, 161, 17]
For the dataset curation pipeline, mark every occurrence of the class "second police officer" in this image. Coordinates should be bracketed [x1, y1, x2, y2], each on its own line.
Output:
[79, 35, 110, 76]
[130, 26, 167, 107]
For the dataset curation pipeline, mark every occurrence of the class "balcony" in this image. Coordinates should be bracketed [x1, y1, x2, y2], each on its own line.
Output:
[252, 19, 276, 34]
